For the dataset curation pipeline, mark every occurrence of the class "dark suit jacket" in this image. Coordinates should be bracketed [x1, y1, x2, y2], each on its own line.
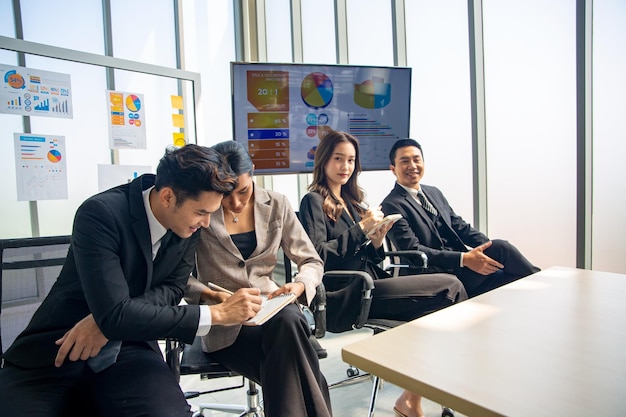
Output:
[381, 183, 489, 274]
[300, 191, 388, 332]
[3, 174, 201, 369]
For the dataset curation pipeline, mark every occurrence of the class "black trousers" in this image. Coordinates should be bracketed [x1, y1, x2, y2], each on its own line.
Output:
[0, 342, 190, 417]
[210, 303, 332, 417]
[459, 239, 541, 297]
[368, 272, 468, 321]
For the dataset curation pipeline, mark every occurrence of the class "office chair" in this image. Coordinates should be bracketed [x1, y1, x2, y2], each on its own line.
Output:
[383, 235, 429, 276]
[1, 236, 71, 356]
[319, 268, 404, 417]
[320, 248, 455, 417]
[383, 237, 456, 417]
[166, 336, 264, 417]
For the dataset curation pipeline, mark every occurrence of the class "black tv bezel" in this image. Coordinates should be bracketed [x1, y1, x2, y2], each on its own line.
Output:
[230, 61, 412, 174]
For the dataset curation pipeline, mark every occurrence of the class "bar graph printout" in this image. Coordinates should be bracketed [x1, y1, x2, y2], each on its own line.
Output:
[1, 64, 73, 119]
[13, 133, 68, 201]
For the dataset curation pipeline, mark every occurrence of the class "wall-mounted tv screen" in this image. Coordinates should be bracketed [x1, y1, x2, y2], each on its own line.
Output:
[231, 62, 411, 174]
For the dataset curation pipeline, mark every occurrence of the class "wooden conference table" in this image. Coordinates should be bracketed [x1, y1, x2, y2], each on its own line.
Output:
[342, 266, 626, 417]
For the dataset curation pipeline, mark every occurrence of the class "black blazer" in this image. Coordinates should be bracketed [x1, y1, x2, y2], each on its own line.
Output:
[381, 183, 489, 274]
[3, 175, 201, 369]
[300, 191, 388, 332]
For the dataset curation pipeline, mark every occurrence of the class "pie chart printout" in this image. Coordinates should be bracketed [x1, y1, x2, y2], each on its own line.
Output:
[126, 94, 141, 112]
[47, 149, 62, 163]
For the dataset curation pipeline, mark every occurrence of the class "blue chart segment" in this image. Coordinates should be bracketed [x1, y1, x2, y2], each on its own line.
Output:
[301, 72, 333, 109]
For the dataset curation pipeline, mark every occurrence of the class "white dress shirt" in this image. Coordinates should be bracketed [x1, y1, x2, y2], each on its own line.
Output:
[142, 186, 211, 335]
[396, 183, 464, 268]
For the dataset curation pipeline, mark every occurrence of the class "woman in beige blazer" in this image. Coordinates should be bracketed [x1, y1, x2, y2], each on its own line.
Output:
[185, 141, 332, 417]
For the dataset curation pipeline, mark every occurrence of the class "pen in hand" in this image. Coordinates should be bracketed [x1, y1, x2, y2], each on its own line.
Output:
[207, 282, 234, 295]
[356, 201, 369, 210]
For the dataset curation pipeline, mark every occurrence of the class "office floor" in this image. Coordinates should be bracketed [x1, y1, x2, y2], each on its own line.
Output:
[178, 327, 467, 417]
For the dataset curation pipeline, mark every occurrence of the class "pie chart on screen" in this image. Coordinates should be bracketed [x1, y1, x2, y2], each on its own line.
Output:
[126, 94, 142, 112]
[47, 149, 62, 163]
[301, 72, 333, 109]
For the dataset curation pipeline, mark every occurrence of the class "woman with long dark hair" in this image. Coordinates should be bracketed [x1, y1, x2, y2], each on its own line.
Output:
[300, 130, 467, 417]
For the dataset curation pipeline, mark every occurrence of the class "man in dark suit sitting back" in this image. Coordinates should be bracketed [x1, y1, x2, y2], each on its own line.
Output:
[381, 138, 539, 298]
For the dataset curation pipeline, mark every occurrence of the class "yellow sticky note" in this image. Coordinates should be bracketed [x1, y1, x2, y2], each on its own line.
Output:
[172, 113, 185, 128]
[173, 132, 186, 146]
[171, 95, 184, 109]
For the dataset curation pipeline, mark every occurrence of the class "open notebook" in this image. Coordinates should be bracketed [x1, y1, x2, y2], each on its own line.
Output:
[244, 293, 297, 325]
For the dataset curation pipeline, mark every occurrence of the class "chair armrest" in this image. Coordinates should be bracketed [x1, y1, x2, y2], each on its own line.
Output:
[384, 249, 428, 269]
[165, 338, 183, 383]
[312, 283, 326, 338]
[323, 270, 375, 330]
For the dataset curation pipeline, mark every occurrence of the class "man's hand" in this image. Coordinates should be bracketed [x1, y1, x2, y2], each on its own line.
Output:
[210, 288, 263, 326]
[200, 288, 230, 304]
[54, 314, 108, 367]
[462, 241, 504, 275]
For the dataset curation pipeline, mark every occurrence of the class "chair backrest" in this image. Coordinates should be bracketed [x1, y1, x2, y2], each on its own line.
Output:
[0, 236, 71, 355]
[283, 212, 327, 338]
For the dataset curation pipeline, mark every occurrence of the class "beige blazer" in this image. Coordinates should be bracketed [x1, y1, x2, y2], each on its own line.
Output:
[187, 185, 323, 352]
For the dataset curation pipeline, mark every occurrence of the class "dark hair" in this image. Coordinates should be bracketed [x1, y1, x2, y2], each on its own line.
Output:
[155, 144, 237, 206]
[211, 140, 254, 177]
[389, 138, 423, 165]
[308, 130, 365, 221]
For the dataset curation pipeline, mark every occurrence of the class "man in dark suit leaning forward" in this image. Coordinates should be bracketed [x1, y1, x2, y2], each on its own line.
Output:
[0, 144, 264, 417]
[381, 139, 539, 298]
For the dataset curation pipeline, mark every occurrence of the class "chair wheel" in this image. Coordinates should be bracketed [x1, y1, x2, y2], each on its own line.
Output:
[441, 407, 455, 417]
[346, 366, 359, 377]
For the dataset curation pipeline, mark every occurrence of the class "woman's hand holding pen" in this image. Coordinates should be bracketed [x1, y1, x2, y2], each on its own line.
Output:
[357, 202, 393, 248]
[358, 205, 384, 236]
[368, 220, 393, 249]
[210, 288, 263, 325]
[358, 207, 384, 232]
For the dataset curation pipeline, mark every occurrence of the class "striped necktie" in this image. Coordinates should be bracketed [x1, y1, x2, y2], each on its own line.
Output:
[417, 189, 438, 217]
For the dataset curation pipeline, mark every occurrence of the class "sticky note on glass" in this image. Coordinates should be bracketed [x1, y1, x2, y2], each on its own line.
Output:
[172, 113, 185, 128]
[171, 95, 184, 109]
[173, 132, 186, 146]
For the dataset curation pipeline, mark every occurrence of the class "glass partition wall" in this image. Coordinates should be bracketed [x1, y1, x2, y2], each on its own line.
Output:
[1, 0, 624, 273]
